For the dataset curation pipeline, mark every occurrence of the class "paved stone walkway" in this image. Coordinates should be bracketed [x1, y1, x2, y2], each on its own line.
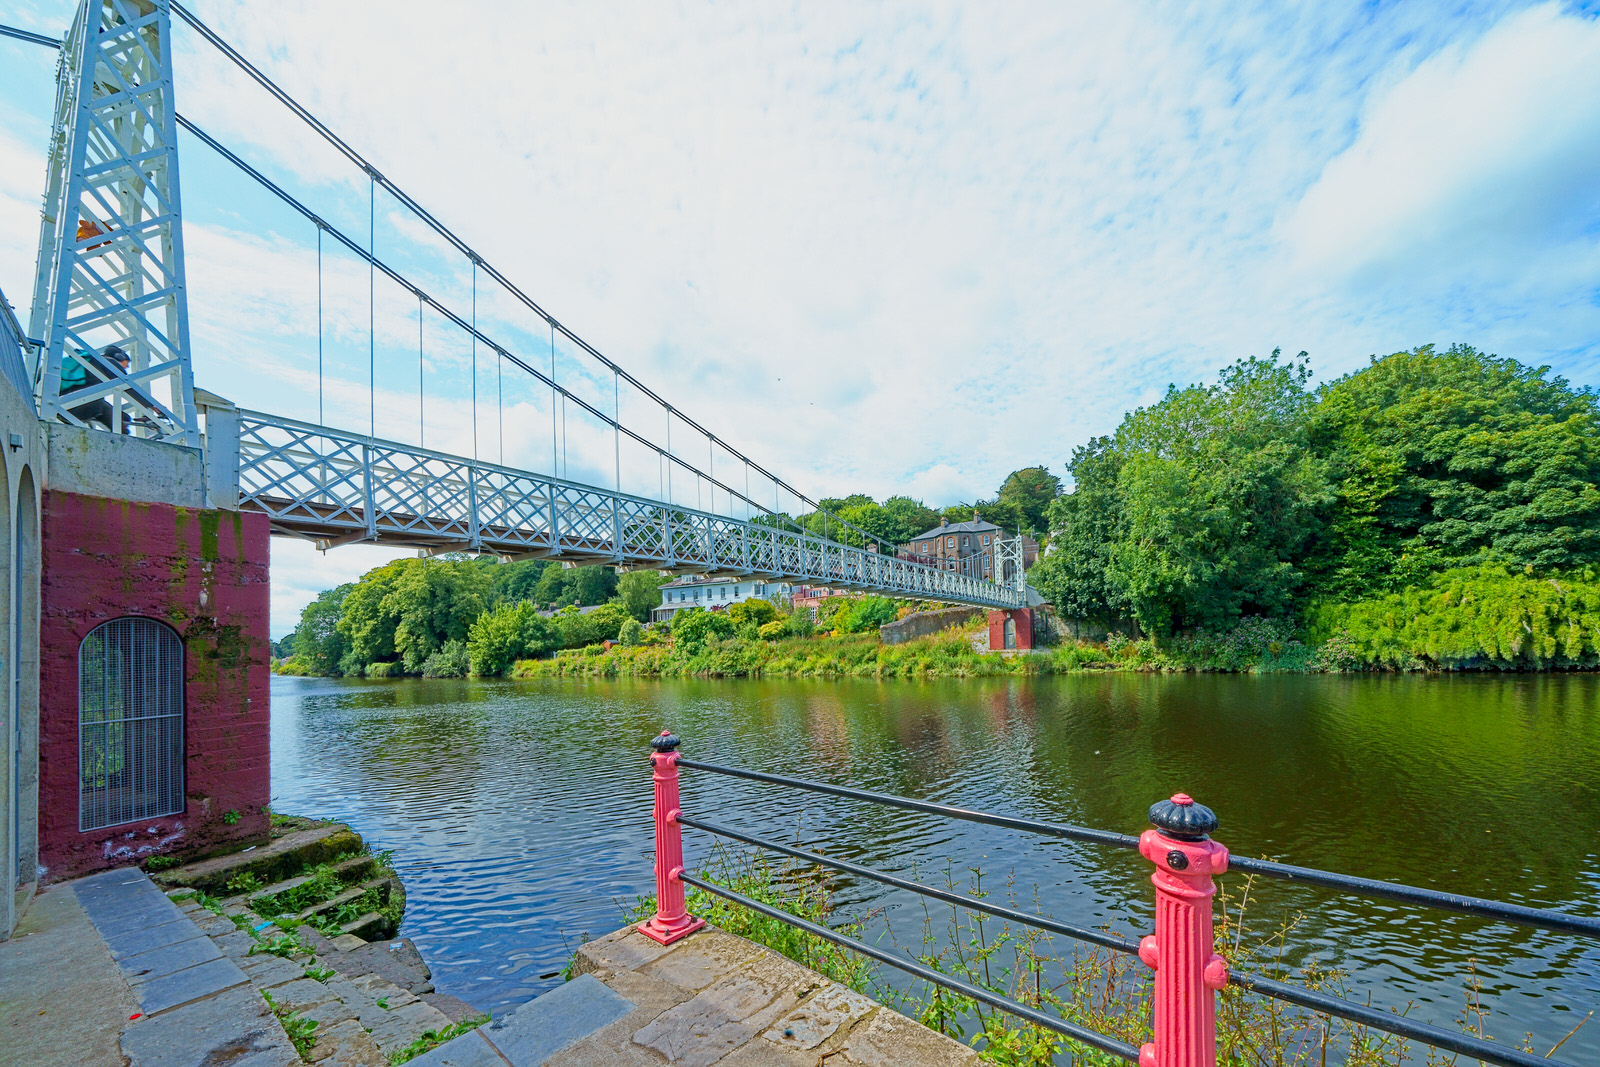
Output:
[78, 867, 304, 1065]
[409, 925, 979, 1066]
[6, 872, 978, 1065]
[3, 869, 478, 1066]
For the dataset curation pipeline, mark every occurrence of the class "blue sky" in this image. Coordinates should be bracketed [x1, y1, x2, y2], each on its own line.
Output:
[2, 1, 1598, 635]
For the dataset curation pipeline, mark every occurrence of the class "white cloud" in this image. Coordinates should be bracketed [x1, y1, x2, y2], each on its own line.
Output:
[1282, 3, 1600, 287]
[270, 539, 411, 639]
[4, 0, 1599, 628]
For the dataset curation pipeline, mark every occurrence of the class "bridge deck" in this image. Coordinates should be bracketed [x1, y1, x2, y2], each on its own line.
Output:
[225, 410, 1025, 609]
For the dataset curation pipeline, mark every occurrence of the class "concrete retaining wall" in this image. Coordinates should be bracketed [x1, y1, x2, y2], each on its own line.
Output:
[880, 606, 984, 645]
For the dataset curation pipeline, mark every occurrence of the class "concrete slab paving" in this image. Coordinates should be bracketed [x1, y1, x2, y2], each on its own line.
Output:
[562, 924, 979, 1066]
[305, 1017, 388, 1066]
[479, 973, 634, 1065]
[135, 954, 252, 1014]
[241, 952, 306, 987]
[0, 884, 139, 1067]
[120, 982, 298, 1067]
[99, 914, 204, 959]
[118, 931, 225, 984]
[404, 1028, 510, 1067]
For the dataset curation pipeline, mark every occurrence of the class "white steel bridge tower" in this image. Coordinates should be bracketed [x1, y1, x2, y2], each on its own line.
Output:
[28, 0, 197, 447]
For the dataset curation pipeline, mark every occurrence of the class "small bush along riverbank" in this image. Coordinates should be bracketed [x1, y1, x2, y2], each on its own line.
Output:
[509, 617, 1335, 680]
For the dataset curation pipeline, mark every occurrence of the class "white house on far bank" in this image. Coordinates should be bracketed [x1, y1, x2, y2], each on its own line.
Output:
[652, 576, 794, 623]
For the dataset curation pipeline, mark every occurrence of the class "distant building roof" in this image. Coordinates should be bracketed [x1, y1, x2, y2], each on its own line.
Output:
[905, 518, 1005, 541]
[536, 604, 610, 617]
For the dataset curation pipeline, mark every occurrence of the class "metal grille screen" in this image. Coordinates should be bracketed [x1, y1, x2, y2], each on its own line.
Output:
[79, 617, 185, 831]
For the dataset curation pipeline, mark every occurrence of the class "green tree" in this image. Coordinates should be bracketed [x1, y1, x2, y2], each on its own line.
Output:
[617, 618, 646, 646]
[488, 559, 552, 606]
[468, 601, 555, 676]
[1029, 438, 1130, 625]
[551, 602, 632, 648]
[383, 559, 490, 672]
[831, 595, 899, 634]
[420, 640, 470, 678]
[995, 466, 1062, 533]
[336, 563, 406, 670]
[533, 564, 619, 608]
[671, 606, 735, 651]
[728, 598, 779, 628]
[1108, 353, 1327, 636]
[1037, 352, 1327, 638]
[1306, 345, 1600, 599]
[288, 583, 352, 676]
[880, 496, 942, 543]
[616, 570, 669, 621]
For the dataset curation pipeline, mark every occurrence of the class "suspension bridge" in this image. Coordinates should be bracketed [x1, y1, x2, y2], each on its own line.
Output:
[2, 1, 1031, 611]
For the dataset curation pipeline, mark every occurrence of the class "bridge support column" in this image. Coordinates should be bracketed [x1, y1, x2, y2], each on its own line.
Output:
[987, 608, 1032, 651]
[36, 481, 272, 882]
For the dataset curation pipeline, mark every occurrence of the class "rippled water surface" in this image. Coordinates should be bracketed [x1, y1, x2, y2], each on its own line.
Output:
[270, 673, 1600, 1058]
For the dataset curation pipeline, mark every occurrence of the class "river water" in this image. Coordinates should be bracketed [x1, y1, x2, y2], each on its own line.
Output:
[269, 673, 1600, 1060]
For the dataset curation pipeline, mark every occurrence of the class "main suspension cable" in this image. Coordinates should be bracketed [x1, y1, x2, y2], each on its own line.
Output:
[174, 113, 796, 530]
[315, 223, 323, 425]
[368, 173, 374, 437]
[166, 1, 894, 555]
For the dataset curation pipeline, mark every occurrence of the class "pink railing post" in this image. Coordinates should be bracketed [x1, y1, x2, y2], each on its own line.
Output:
[638, 730, 705, 945]
[1138, 794, 1230, 1067]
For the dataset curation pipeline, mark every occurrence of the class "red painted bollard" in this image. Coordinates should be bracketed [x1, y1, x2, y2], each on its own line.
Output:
[638, 730, 705, 945]
[1138, 794, 1230, 1067]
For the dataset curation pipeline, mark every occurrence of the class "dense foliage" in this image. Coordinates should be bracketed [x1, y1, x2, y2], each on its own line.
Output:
[279, 343, 1596, 676]
[1032, 345, 1600, 666]
[280, 555, 645, 679]
[1311, 566, 1600, 670]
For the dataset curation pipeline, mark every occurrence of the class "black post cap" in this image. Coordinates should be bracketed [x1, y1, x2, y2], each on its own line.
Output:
[1149, 793, 1217, 840]
[650, 730, 681, 753]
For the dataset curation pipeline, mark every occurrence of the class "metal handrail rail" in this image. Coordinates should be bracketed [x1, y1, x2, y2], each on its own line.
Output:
[1224, 854, 1600, 938]
[1227, 971, 1567, 1067]
[678, 814, 1139, 955]
[676, 758, 1142, 850]
[678, 757, 1600, 938]
[669, 752, 1589, 1067]
[679, 872, 1143, 1063]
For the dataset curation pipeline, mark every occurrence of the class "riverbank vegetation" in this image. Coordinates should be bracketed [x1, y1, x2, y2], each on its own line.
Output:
[622, 848, 1510, 1066]
[278, 344, 1598, 676]
[1032, 345, 1599, 670]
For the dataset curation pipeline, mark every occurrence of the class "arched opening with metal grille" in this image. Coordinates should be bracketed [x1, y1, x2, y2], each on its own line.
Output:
[78, 617, 185, 832]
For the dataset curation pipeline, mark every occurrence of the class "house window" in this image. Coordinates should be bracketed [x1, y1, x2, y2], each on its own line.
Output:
[922, 541, 929, 552]
[946, 537, 954, 548]
[983, 534, 991, 544]
[79, 617, 185, 832]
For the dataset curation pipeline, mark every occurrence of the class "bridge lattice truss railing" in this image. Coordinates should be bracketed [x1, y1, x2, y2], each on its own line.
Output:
[223, 409, 1026, 610]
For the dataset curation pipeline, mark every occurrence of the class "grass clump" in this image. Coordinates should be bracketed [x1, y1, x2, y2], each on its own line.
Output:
[623, 845, 870, 992]
[262, 989, 319, 1061]
[387, 1015, 492, 1064]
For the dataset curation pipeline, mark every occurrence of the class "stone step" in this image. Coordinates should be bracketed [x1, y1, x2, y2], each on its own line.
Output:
[154, 825, 366, 895]
[238, 855, 380, 905]
[321, 937, 435, 995]
[338, 912, 390, 942]
[295, 876, 394, 923]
